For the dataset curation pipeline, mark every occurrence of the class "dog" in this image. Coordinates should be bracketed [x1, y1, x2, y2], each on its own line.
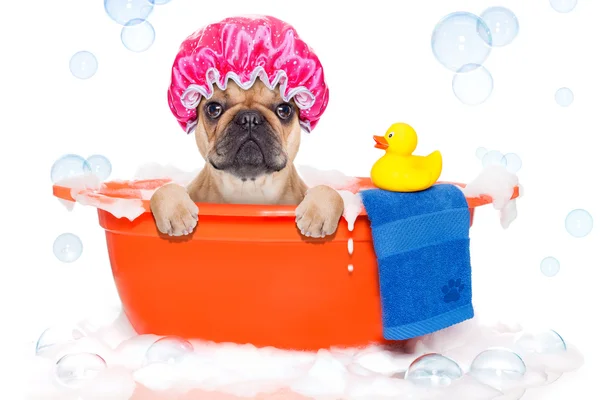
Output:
[150, 80, 345, 238]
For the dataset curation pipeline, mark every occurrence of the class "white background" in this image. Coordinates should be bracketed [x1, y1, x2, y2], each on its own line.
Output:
[0, 0, 597, 398]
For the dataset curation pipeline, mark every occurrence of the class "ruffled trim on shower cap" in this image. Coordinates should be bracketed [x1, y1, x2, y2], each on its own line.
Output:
[168, 15, 329, 134]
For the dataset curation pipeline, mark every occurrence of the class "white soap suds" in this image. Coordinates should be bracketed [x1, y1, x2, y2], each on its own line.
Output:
[54, 173, 102, 205]
[55, 164, 521, 230]
[23, 309, 583, 399]
[500, 200, 518, 229]
[297, 165, 359, 189]
[337, 190, 364, 232]
[54, 173, 146, 221]
[134, 162, 199, 185]
[291, 350, 349, 398]
[39, 164, 550, 399]
[461, 166, 520, 229]
[77, 195, 145, 221]
[57, 198, 76, 211]
[347, 238, 355, 273]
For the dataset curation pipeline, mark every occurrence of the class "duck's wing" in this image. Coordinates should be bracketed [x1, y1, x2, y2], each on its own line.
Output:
[425, 151, 443, 183]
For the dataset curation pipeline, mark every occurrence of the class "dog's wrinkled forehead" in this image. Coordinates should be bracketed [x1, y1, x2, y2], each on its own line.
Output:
[209, 80, 283, 107]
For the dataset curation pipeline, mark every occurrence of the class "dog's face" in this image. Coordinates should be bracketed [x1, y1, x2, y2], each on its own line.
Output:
[194, 80, 302, 181]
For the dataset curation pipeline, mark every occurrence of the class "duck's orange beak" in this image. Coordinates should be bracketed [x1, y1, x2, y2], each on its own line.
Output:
[373, 135, 389, 150]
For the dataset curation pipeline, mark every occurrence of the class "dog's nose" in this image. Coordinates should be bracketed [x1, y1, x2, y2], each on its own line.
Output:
[235, 110, 264, 127]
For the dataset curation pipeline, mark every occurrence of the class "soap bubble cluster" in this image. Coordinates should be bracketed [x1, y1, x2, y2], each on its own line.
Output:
[431, 12, 492, 72]
[35, 325, 86, 355]
[144, 336, 194, 366]
[480, 7, 519, 47]
[452, 64, 494, 105]
[69, 51, 98, 80]
[72, 0, 175, 73]
[550, 0, 578, 13]
[565, 209, 593, 238]
[56, 352, 107, 387]
[469, 348, 526, 391]
[51, 154, 112, 183]
[29, 309, 578, 399]
[86, 154, 113, 181]
[34, 326, 106, 389]
[481, 150, 507, 168]
[540, 256, 560, 277]
[104, 0, 154, 26]
[51, 154, 92, 183]
[432, 7, 519, 105]
[53, 233, 84, 263]
[535, 210, 594, 279]
[475, 147, 488, 159]
[476, 147, 522, 173]
[515, 330, 567, 354]
[502, 153, 523, 173]
[121, 19, 156, 53]
[102, 0, 173, 53]
[51, 153, 112, 264]
[405, 353, 463, 387]
[555, 87, 574, 107]
[405, 337, 568, 391]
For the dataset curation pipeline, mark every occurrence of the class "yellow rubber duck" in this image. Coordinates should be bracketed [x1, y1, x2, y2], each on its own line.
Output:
[370, 122, 443, 192]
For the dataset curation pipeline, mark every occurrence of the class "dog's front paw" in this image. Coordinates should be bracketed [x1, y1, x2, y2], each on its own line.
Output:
[150, 183, 199, 236]
[295, 185, 344, 238]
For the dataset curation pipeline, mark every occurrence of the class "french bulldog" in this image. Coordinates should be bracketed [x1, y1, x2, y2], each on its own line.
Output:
[150, 80, 344, 238]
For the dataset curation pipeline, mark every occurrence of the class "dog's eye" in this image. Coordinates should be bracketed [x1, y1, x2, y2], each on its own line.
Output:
[205, 102, 223, 119]
[276, 103, 293, 120]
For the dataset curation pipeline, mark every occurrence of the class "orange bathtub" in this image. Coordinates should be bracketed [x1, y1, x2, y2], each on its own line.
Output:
[53, 177, 518, 351]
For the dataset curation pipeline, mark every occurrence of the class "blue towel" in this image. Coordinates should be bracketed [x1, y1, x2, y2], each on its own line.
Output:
[360, 184, 474, 340]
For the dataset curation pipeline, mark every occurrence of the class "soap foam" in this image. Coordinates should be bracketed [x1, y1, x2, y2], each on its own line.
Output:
[461, 165, 520, 229]
[23, 309, 583, 399]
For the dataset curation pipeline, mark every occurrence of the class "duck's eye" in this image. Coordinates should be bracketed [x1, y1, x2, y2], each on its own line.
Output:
[205, 102, 223, 119]
[388, 132, 394, 138]
[276, 103, 293, 120]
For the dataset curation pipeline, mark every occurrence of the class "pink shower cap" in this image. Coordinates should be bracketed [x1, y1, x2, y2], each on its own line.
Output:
[168, 15, 329, 134]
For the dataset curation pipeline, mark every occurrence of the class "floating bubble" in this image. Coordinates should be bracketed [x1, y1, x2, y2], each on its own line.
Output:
[149, 0, 172, 4]
[144, 336, 193, 365]
[482, 150, 507, 167]
[503, 153, 522, 173]
[55, 352, 107, 388]
[469, 348, 526, 390]
[550, 0, 577, 13]
[476, 147, 488, 159]
[480, 7, 519, 47]
[405, 353, 463, 387]
[565, 209, 593, 238]
[121, 19, 156, 53]
[431, 12, 492, 72]
[515, 330, 567, 354]
[540, 256, 560, 277]
[555, 87, 574, 107]
[53, 233, 83, 263]
[87, 155, 112, 181]
[35, 326, 86, 355]
[452, 64, 494, 105]
[104, 0, 153, 25]
[51, 154, 92, 183]
[69, 51, 98, 80]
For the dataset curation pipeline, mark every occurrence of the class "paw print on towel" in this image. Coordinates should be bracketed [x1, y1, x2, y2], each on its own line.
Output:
[442, 279, 465, 303]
